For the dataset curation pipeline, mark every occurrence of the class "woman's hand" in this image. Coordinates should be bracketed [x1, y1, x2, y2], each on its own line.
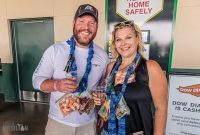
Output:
[92, 92, 106, 106]
[97, 116, 105, 128]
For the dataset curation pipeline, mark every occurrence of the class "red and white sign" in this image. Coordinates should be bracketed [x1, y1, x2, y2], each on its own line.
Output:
[166, 75, 200, 135]
[116, 0, 164, 26]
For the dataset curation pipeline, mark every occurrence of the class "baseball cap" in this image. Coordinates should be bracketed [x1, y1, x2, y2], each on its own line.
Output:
[74, 4, 98, 22]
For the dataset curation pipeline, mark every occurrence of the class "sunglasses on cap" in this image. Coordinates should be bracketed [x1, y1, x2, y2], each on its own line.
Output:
[114, 20, 134, 27]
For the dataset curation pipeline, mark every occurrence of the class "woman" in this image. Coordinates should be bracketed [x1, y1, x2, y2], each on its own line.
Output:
[93, 20, 168, 135]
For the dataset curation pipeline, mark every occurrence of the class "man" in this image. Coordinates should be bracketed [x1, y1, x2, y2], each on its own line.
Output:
[32, 4, 108, 135]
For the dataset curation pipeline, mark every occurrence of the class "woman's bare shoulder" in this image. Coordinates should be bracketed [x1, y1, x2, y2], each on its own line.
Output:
[106, 61, 116, 77]
[107, 62, 115, 70]
[146, 60, 167, 84]
[146, 60, 162, 73]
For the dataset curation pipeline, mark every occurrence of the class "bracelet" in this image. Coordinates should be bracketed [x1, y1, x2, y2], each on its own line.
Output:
[53, 80, 58, 91]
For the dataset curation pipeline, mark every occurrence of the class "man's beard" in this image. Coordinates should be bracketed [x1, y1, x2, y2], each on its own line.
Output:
[73, 27, 96, 46]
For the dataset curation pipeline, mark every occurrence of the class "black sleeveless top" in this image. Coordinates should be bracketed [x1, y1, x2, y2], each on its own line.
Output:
[104, 58, 153, 135]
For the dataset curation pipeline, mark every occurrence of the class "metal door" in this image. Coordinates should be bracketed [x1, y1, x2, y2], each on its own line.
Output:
[10, 18, 54, 103]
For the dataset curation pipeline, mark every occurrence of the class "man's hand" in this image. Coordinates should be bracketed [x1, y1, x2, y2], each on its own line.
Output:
[56, 78, 78, 93]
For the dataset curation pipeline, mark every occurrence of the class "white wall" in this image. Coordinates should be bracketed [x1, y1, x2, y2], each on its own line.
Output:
[172, 0, 200, 69]
[1, 0, 200, 70]
[0, 0, 105, 63]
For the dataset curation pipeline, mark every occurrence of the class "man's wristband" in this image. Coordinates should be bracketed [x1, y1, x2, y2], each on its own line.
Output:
[53, 80, 58, 91]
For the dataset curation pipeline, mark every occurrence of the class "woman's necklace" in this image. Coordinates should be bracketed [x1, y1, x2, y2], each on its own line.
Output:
[106, 53, 140, 135]
[118, 63, 131, 72]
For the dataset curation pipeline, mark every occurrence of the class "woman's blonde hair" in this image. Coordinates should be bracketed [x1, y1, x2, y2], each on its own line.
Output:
[110, 21, 144, 59]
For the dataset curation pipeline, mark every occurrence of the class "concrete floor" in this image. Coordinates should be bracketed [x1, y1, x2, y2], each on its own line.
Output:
[0, 102, 49, 135]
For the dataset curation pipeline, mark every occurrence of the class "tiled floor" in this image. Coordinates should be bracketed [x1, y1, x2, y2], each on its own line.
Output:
[0, 102, 49, 135]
